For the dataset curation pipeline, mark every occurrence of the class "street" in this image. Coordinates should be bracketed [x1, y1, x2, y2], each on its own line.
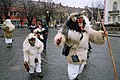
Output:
[0, 28, 120, 80]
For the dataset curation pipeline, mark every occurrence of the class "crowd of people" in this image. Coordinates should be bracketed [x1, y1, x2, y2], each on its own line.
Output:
[1, 10, 108, 80]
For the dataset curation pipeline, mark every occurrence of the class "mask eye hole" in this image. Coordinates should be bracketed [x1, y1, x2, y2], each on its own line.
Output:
[29, 38, 35, 43]
[35, 31, 41, 34]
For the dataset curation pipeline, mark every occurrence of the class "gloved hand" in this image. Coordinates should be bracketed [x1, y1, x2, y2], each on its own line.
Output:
[24, 61, 30, 72]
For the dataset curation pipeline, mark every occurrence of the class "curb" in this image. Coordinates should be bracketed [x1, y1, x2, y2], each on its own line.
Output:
[108, 34, 120, 37]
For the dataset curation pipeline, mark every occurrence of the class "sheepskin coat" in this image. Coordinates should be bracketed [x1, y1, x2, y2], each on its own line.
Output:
[2, 19, 15, 38]
[23, 33, 44, 67]
[54, 15, 106, 64]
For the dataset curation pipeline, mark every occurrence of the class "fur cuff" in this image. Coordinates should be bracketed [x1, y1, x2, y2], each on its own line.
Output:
[54, 32, 66, 47]
[89, 30, 106, 45]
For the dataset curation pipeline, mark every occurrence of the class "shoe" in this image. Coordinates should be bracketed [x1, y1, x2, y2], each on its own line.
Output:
[7, 43, 11, 48]
[87, 50, 91, 58]
[73, 77, 78, 80]
[37, 72, 44, 78]
[30, 73, 35, 77]
[9, 43, 13, 48]
[7, 43, 13, 48]
[83, 64, 87, 72]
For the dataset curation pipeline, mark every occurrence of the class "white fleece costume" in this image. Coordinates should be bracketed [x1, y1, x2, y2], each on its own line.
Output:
[54, 13, 106, 80]
[23, 33, 44, 73]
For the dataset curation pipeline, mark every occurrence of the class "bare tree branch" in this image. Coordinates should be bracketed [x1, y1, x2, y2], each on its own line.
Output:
[1, 0, 16, 19]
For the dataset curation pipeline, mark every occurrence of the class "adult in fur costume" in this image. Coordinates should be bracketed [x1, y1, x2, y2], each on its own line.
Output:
[23, 33, 44, 77]
[29, 21, 37, 33]
[2, 19, 15, 48]
[54, 12, 107, 80]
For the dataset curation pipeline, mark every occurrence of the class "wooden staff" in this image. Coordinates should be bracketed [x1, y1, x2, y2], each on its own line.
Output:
[24, 61, 30, 72]
[98, 10, 118, 80]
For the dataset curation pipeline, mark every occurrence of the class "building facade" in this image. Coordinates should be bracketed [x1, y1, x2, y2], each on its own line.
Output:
[105, 0, 120, 24]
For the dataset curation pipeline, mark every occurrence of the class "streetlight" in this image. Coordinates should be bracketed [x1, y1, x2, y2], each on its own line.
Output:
[46, 11, 50, 26]
[47, 11, 49, 14]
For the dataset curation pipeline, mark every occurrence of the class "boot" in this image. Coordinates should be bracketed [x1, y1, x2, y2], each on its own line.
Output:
[73, 77, 78, 80]
[30, 73, 35, 78]
[7, 43, 11, 48]
[74, 77, 79, 80]
[9, 43, 13, 48]
[88, 42, 92, 52]
[36, 72, 44, 78]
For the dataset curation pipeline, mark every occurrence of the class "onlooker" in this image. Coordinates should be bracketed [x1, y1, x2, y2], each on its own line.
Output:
[35, 20, 49, 52]
[36, 20, 43, 29]
[41, 20, 49, 52]
[29, 21, 36, 33]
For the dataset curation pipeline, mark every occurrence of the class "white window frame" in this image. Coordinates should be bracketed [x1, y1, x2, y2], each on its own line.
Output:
[113, 16, 116, 22]
[118, 16, 120, 22]
[113, 1, 118, 11]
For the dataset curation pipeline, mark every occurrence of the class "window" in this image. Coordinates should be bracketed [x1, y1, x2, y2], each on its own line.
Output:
[12, 11, 18, 16]
[113, 16, 116, 22]
[108, 17, 111, 22]
[113, 1, 118, 11]
[118, 16, 120, 22]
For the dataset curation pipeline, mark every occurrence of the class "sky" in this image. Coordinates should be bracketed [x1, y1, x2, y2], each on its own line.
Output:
[39, 0, 104, 8]
[54, 0, 90, 8]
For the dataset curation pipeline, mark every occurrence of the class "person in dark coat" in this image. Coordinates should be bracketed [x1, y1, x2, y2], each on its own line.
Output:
[41, 20, 49, 52]
[35, 20, 49, 52]
[29, 21, 37, 33]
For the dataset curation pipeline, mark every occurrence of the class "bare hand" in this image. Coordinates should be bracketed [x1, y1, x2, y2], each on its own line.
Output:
[102, 31, 108, 37]
[24, 61, 28, 64]
[56, 37, 62, 45]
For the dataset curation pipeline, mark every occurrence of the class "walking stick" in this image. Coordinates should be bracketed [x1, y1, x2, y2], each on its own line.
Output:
[98, 10, 118, 80]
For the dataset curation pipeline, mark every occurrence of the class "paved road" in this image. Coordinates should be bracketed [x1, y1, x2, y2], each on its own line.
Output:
[0, 28, 120, 80]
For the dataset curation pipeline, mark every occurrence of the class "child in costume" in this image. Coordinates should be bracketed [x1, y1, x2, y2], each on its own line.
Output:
[23, 33, 44, 77]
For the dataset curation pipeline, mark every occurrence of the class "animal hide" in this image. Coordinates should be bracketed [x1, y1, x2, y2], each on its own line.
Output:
[2, 19, 15, 31]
